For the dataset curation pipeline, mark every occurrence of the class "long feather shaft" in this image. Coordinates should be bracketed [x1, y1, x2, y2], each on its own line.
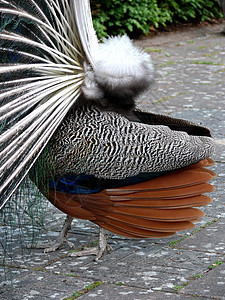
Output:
[0, 64, 82, 76]
[48, 1, 79, 46]
[0, 90, 80, 210]
[72, 0, 98, 67]
[0, 74, 83, 111]
[0, 75, 55, 87]
[0, 86, 81, 173]
[26, 0, 53, 26]
[0, 7, 83, 59]
[0, 78, 82, 124]
[0, 78, 83, 145]
[0, 79, 83, 124]
[0, 32, 79, 66]
[0, 46, 53, 64]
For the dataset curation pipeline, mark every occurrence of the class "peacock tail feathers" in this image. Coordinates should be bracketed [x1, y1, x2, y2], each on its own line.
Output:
[0, 0, 98, 209]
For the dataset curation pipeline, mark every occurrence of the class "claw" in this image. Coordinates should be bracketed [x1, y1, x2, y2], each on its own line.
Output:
[27, 214, 111, 260]
[69, 228, 112, 261]
[40, 239, 75, 253]
[29, 215, 75, 252]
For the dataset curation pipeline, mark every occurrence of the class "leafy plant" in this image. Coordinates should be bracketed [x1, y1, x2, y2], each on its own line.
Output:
[208, 260, 223, 270]
[64, 282, 104, 300]
[91, 0, 223, 38]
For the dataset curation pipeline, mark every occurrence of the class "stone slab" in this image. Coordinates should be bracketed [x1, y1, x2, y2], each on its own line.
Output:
[177, 219, 225, 254]
[0, 269, 93, 300]
[79, 284, 205, 300]
[181, 263, 225, 299]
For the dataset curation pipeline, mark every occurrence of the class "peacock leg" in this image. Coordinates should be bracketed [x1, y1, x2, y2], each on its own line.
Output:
[69, 227, 112, 261]
[35, 215, 75, 252]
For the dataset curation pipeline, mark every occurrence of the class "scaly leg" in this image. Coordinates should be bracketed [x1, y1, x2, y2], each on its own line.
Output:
[69, 227, 112, 261]
[35, 215, 75, 252]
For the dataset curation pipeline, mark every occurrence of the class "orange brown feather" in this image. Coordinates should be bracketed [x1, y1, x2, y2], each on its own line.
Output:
[47, 158, 216, 239]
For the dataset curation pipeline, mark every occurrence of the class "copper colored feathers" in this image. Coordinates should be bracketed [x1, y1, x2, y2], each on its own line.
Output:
[47, 158, 215, 239]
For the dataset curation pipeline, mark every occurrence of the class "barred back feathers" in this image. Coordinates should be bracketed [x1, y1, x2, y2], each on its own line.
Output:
[40, 105, 215, 181]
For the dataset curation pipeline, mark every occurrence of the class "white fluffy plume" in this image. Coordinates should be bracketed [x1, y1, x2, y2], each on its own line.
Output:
[82, 35, 154, 101]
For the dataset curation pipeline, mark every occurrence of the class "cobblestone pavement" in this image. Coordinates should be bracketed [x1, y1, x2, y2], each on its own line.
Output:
[0, 22, 225, 300]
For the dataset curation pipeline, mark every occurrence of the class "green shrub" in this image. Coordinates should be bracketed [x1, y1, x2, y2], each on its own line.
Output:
[91, 0, 223, 38]
[162, 0, 222, 22]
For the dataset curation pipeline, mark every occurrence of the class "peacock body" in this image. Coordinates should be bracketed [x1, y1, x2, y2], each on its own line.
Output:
[28, 103, 216, 248]
[0, 0, 216, 259]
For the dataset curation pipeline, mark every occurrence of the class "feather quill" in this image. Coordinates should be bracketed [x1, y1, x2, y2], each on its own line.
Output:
[72, 0, 99, 67]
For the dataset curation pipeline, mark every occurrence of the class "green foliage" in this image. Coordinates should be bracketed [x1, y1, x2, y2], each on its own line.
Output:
[64, 282, 104, 300]
[115, 282, 124, 286]
[164, 0, 222, 22]
[174, 285, 185, 290]
[91, 0, 160, 38]
[208, 260, 223, 270]
[91, 0, 223, 38]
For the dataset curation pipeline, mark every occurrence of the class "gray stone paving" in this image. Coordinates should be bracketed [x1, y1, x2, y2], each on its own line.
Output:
[0, 22, 225, 300]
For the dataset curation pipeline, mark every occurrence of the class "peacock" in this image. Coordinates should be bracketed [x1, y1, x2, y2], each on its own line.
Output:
[0, 0, 216, 261]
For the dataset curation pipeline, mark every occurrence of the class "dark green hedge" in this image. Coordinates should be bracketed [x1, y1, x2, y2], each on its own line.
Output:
[91, 0, 223, 38]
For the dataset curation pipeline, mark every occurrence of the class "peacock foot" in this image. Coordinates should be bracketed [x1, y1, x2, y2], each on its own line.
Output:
[35, 237, 75, 253]
[29, 215, 75, 253]
[69, 227, 112, 261]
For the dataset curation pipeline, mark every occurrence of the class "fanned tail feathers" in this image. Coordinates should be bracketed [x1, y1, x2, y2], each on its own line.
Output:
[47, 159, 216, 238]
[0, 0, 98, 209]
